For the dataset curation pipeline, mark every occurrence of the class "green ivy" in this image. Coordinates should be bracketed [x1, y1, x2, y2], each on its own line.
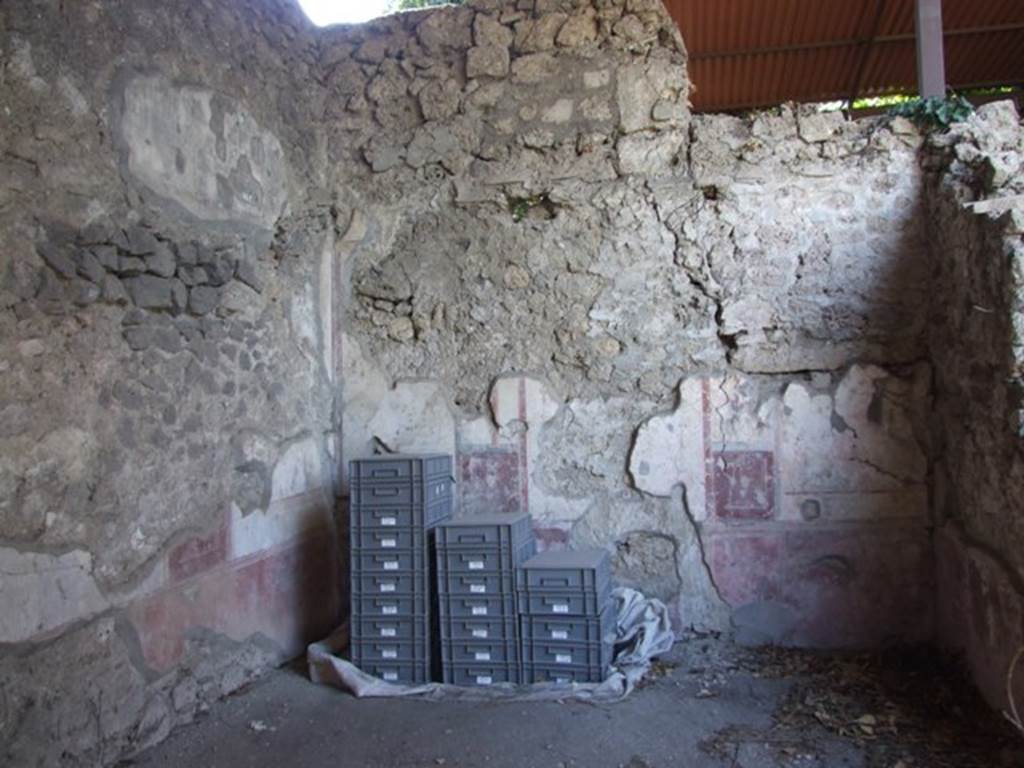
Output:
[888, 94, 975, 130]
[507, 194, 551, 223]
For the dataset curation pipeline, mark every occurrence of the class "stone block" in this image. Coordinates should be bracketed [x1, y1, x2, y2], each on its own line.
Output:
[474, 14, 513, 48]
[557, 12, 598, 47]
[124, 275, 175, 309]
[419, 78, 461, 121]
[145, 242, 177, 277]
[177, 264, 209, 286]
[71, 279, 101, 306]
[511, 53, 556, 84]
[75, 248, 107, 283]
[541, 98, 574, 124]
[514, 13, 565, 53]
[91, 245, 120, 270]
[234, 260, 263, 293]
[126, 225, 159, 256]
[797, 110, 843, 143]
[617, 63, 688, 134]
[36, 241, 77, 279]
[616, 129, 686, 176]
[466, 44, 510, 79]
[188, 285, 220, 315]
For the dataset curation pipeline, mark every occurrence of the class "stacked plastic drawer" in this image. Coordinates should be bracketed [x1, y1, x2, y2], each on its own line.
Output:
[517, 549, 616, 684]
[436, 512, 536, 686]
[349, 454, 453, 684]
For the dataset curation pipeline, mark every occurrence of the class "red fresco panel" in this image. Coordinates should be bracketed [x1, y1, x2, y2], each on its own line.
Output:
[714, 450, 775, 520]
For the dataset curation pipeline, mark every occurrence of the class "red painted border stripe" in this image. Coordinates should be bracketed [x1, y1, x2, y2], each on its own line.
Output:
[518, 377, 529, 514]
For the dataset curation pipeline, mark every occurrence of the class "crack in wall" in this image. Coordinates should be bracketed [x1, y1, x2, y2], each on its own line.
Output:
[677, 484, 727, 606]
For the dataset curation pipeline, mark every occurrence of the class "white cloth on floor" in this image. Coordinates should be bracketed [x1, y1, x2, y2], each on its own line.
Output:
[306, 587, 674, 702]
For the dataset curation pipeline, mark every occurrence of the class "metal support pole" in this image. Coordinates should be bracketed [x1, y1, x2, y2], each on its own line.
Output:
[915, 0, 947, 98]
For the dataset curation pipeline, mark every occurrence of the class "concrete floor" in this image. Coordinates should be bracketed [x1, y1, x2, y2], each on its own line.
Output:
[129, 640, 1021, 768]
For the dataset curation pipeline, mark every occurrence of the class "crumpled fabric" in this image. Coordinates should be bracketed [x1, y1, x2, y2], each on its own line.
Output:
[307, 587, 674, 702]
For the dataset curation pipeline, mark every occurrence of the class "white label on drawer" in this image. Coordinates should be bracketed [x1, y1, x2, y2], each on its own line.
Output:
[382, 649, 398, 659]
[555, 653, 572, 664]
[380, 628, 397, 638]
[474, 652, 491, 661]
[381, 516, 397, 527]
[382, 605, 398, 615]
[551, 630, 569, 640]
[470, 584, 487, 594]
[383, 671, 398, 682]
[379, 582, 396, 593]
[468, 561, 484, 570]
[476, 675, 493, 685]
[471, 628, 489, 639]
[552, 603, 569, 614]
[383, 561, 399, 571]
[381, 538, 397, 548]
[471, 606, 488, 616]
[555, 677, 569, 684]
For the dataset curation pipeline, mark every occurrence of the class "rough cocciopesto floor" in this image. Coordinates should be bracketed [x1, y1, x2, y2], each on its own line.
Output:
[126, 639, 1021, 768]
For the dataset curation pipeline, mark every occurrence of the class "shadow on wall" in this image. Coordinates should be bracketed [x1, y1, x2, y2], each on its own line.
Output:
[925, 100, 1024, 713]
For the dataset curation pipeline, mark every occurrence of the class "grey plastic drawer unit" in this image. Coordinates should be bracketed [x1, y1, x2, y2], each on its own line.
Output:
[443, 663, 521, 686]
[517, 549, 613, 616]
[352, 615, 429, 642]
[351, 477, 453, 508]
[517, 549, 611, 592]
[354, 547, 429, 575]
[436, 512, 533, 548]
[439, 616, 518, 641]
[441, 639, 519, 664]
[352, 569, 428, 597]
[360, 660, 430, 684]
[521, 639, 613, 669]
[351, 526, 426, 552]
[519, 605, 616, 644]
[438, 593, 516, 620]
[352, 638, 430, 665]
[518, 586, 611, 617]
[353, 593, 428, 617]
[438, 570, 516, 597]
[352, 500, 451, 531]
[521, 663, 604, 684]
[437, 538, 536, 575]
[350, 454, 452, 483]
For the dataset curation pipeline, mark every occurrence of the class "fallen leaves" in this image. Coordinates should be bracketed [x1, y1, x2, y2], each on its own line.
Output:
[697, 641, 1023, 768]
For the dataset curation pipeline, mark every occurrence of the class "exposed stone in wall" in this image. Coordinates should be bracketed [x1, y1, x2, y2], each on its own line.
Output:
[5, 0, 1008, 761]
[925, 101, 1024, 711]
[335, 0, 934, 645]
[1, 1, 339, 764]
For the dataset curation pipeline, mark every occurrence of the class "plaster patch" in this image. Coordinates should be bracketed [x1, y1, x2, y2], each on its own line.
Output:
[0, 548, 110, 643]
[117, 75, 288, 229]
[628, 378, 707, 517]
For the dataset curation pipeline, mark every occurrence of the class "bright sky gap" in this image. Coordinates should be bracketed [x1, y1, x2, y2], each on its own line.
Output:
[297, 0, 391, 26]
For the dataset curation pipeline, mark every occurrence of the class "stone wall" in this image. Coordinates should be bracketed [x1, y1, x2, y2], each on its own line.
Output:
[926, 101, 1024, 712]
[6, 0, 1020, 763]
[336, 6, 934, 644]
[0, 1, 341, 764]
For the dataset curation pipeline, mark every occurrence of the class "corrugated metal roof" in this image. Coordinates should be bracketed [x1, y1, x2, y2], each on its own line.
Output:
[662, 0, 1024, 111]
